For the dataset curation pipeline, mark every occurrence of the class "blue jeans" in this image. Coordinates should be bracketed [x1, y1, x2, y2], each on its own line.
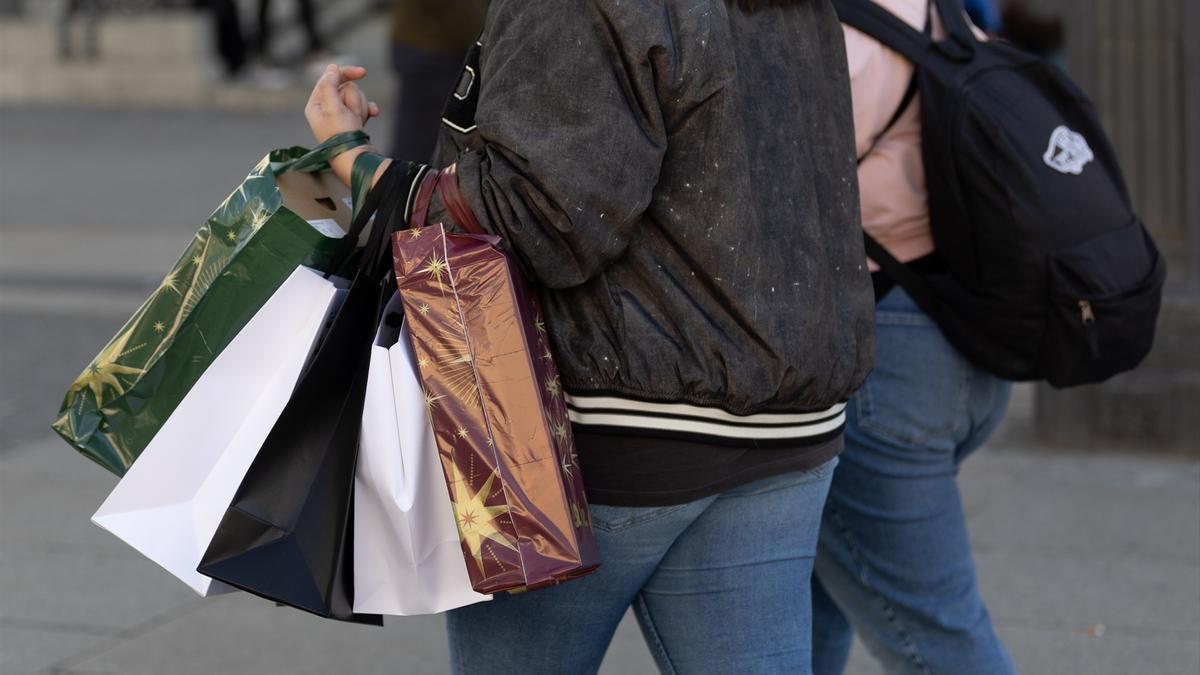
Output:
[447, 459, 838, 674]
[812, 288, 1015, 675]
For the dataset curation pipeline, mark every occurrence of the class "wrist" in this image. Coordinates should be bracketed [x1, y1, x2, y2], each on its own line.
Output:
[330, 145, 390, 189]
[330, 145, 368, 185]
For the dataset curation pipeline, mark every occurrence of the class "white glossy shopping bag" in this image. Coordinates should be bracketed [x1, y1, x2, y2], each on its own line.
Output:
[353, 293, 490, 615]
[92, 266, 346, 596]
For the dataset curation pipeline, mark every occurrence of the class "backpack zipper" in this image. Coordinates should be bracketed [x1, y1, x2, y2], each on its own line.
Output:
[1078, 299, 1100, 358]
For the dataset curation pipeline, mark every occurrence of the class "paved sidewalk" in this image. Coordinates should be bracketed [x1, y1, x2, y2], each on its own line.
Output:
[3, 432, 1197, 674]
[2, 106, 1198, 674]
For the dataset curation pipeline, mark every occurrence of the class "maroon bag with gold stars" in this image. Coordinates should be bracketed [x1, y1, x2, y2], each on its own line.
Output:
[392, 218, 600, 594]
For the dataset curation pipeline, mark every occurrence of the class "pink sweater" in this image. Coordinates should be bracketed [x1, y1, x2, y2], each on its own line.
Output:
[845, 0, 936, 270]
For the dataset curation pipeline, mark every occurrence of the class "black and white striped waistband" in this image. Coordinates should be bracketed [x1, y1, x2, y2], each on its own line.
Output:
[566, 394, 846, 446]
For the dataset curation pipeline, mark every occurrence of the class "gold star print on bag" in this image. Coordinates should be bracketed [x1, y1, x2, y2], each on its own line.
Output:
[53, 147, 353, 475]
[393, 223, 600, 595]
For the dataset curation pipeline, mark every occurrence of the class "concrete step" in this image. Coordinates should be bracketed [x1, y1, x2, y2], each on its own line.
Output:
[0, 15, 205, 63]
[0, 16, 210, 105]
[0, 16, 307, 107]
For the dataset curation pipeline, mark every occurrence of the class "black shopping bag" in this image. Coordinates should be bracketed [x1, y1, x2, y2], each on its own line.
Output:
[198, 160, 416, 624]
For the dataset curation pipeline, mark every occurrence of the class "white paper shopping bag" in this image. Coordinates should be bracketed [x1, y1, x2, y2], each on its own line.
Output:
[92, 266, 347, 596]
[353, 293, 490, 615]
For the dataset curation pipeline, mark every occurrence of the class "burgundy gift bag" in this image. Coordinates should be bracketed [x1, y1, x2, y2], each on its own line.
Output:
[392, 183, 599, 594]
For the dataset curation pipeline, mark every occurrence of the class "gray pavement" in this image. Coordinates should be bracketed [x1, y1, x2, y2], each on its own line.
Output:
[2, 105, 1199, 674]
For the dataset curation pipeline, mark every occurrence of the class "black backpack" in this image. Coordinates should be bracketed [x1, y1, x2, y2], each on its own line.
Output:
[834, 0, 1167, 387]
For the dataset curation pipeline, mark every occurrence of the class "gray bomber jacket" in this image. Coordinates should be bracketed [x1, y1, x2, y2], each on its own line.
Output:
[425, 0, 874, 441]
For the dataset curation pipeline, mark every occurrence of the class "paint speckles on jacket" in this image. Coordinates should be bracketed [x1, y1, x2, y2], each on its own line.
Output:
[430, 0, 875, 415]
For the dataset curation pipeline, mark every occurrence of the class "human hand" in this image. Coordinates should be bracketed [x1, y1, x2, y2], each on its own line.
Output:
[305, 64, 382, 144]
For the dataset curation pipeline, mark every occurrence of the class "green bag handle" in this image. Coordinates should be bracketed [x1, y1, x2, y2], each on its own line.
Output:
[274, 130, 371, 175]
[351, 151, 387, 221]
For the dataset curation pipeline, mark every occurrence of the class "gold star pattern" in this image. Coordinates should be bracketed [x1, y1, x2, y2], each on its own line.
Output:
[408, 227, 423, 240]
[249, 206, 271, 231]
[431, 315, 481, 409]
[419, 253, 450, 293]
[191, 255, 203, 266]
[152, 322, 166, 334]
[560, 453, 574, 478]
[544, 375, 561, 398]
[68, 332, 147, 406]
[534, 316, 546, 333]
[423, 389, 446, 411]
[158, 271, 180, 295]
[541, 348, 554, 362]
[449, 464, 517, 574]
[418, 303, 431, 316]
[456, 426, 470, 440]
[226, 230, 238, 242]
[417, 356, 431, 369]
[552, 420, 569, 445]
[571, 502, 591, 530]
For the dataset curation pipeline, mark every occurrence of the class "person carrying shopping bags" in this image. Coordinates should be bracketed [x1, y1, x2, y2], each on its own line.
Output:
[306, 0, 874, 671]
[810, 1, 1016, 672]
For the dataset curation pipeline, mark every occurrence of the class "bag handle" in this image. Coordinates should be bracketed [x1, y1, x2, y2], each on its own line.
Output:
[325, 158, 404, 280]
[350, 151, 387, 221]
[274, 130, 372, 175]
[407, 164, 486, 235]
[361, 163, 420, 281]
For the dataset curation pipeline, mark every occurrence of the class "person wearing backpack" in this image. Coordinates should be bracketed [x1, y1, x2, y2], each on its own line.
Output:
[306, 0, 876, 671]
[810, 2, 1016, 673]
[814, 0, 1164, 671]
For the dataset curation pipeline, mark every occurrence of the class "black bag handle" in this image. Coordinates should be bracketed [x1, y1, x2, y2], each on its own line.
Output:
[325, 162, 400, 279]
[363, 163, 427, 282]
[324, 161, 423, 281]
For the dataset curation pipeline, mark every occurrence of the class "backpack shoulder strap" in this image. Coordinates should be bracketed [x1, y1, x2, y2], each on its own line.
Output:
[832, 0, 933, 65]
[931, 0, 979, 50]
[856, 72, 917, 163]
[862, 233, 948, 322]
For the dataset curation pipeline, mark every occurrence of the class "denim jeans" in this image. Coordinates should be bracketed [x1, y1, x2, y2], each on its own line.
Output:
[446, 459, 838, 674]
[812, 288, 1015, 675]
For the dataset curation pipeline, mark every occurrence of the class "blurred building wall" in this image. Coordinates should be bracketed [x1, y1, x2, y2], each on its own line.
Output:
[1032, 0, 1199, 452]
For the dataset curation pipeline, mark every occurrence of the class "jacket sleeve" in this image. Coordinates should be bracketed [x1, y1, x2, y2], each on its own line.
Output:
[449, 0, 667, 289]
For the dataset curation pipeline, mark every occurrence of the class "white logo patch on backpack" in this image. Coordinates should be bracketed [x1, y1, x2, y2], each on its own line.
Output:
[1043, 126, 1095, 175]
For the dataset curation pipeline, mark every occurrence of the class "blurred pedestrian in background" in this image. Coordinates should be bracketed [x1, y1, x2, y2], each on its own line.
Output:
[811, 1, 1016, 673]
[388, 0, 487, 160]
[193, 0, 248, 78]
[255, 0, 326, 65]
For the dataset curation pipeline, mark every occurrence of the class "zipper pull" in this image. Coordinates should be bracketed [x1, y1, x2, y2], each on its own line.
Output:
[1079, 300, 1095, 325]
[1078, 300, 1100, 358]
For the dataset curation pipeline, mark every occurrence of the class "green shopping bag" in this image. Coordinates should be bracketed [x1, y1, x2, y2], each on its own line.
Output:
[53, 136, 369, 476]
